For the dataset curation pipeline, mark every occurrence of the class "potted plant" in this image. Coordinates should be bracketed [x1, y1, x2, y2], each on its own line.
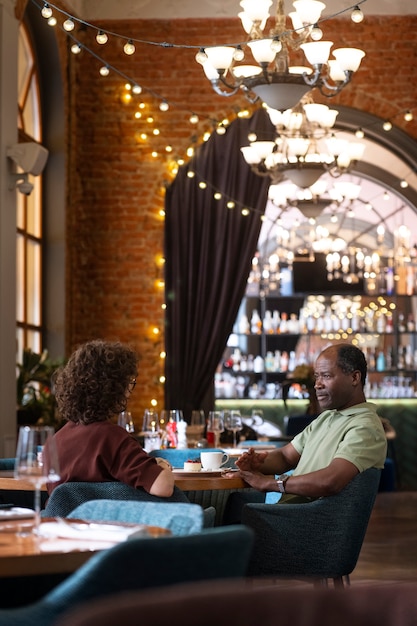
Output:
[16, 348, 66, 430]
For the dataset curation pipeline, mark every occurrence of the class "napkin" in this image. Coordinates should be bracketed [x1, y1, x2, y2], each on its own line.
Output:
[38, 520, 149, 542]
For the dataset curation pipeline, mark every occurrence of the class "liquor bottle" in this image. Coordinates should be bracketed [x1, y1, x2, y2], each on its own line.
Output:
[263, 310, 273, 334]
[376, 351, 386, 372]
[251, 310, 262, 334]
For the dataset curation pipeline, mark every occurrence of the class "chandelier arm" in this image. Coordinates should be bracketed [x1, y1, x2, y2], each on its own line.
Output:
[210, 78, 241, 97]
[302, 66, 323, 87]
[316, 71, 353, 97]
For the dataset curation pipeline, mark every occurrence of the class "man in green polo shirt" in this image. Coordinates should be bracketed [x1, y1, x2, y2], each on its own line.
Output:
[235, 343, 387, 504]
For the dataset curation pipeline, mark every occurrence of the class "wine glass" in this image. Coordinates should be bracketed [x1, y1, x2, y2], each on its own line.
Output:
[118, 410, 135, 433]
[224, 410, 243, 448]
[14, 426, 60, 534]
[207, 411, 224, 448]
[188, 410, 206, 446]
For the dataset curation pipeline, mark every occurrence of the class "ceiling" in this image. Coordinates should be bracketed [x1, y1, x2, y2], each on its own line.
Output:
[63, 0, 417, 264]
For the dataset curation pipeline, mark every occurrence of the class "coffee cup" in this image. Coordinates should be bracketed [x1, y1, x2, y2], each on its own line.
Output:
[200, 451, 229, 470]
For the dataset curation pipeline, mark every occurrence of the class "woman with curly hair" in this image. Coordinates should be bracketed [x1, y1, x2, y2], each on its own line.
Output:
[48, 340, 174, 498]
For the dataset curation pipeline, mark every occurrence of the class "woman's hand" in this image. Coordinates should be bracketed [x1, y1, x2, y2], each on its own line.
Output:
[154, 457, 172, 471]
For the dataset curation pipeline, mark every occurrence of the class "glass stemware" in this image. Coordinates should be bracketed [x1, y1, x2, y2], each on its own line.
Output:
[14, 426, 60, 534]
[224, 410, 243, 448]
[118, 410, 135, 433]
[207, 411, 224, 448]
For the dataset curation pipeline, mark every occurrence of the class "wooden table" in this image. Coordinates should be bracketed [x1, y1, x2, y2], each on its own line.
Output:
[0, 471, 247, 492]
[0, 518, 168, 578]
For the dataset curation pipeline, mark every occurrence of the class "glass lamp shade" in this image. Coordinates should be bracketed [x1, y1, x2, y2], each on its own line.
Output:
[286, 136, 310, 157]
[325, 135, 348, 157]
[284, 164, 325, 188]
[281, 110, 303, 131]
[249, 141, 276, 160]
[293, 0, 326, 25]
[203, 62, 223, 80]
[252, 81, 311, 111]
[239, 0, 272, 22]
[248, 39, 276, 64]
[232, 65, 263, 78]
[347, 142, 366, 160]
[303, 103, 338, 129]
[328, 60, 346, 82]
[332, 47, 365, 72]
[301, 41, 333, 65]
[205, 46, 235, 70]
[240, 145, 262, 164]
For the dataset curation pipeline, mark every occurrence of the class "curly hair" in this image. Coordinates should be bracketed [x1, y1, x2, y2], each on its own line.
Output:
[53, 340, 139, 425]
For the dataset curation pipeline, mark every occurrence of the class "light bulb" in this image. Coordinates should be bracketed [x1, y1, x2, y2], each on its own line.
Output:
[383, 120, 392, 131]
[99, 65, 110, 76]
[124, 40, 135, 55]
[71, 43, 82, 54]
[63, 19, 75, 32]
[400, 180, 409, 188]
[233, 46, 245, 62]
[47, 16, 57, 26]
[270, 37, 282, 53]
[189, 113, 199, 124]
[355, 127, 364, 139]
[216, 125, 226, 135]
[41, 3, 52, 18]
[404, 110, 413, 122]
[132, 84, 142, 94]
[351, 6, 364, 23]
[159, 100, 169, 111]
[96, 30, 108, 44]
[195, 48, 208, 64]
[310, 24, 323, 41]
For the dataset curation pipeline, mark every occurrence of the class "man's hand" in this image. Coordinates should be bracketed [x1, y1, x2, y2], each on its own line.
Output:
[238, 469, 275, 492]
[236, 448, 268, 471]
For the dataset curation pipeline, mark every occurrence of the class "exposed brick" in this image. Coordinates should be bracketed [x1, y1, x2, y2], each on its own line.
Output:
[56, 8, 417, 426]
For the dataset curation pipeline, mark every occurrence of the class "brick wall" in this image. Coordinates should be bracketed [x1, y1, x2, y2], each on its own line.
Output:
[60, 12, 417, 426]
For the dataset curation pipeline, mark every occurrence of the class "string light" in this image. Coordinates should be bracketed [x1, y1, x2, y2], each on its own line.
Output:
[47, 16, 57, 26]
[41, 3, 52, 19]
[63, 18, 75, 31]
[404, 110, 414, 122]
[383, 120, 393, 131]
[96, 30, 108, 45]
[355, 128, 365, 138]
[99, 65, 110, 76]
[159, 100, 169, 112]
[123, 39, 135, 55]
[71, 43, 82, 54]
[351, 5, 364, 23]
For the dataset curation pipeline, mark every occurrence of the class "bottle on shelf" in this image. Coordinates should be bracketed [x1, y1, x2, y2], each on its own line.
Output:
[263, 310, 273, 334]
[376, 351, 386, 372]
[238, 314, 250, 334]
[251, 309, 262, 334]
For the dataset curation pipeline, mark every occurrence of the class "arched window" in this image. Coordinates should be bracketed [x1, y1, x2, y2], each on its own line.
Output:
[16, 24, 43, 356]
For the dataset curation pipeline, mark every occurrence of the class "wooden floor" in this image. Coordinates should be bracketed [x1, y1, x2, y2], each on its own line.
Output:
[350, 491, 417, 584]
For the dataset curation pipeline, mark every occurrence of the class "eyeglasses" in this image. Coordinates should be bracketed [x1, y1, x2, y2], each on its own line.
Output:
[128, 378, 137, 392]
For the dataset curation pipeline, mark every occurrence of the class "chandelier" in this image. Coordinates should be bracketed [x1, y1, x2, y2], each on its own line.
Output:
[196, 0, 365, 110]
[240, 96, 365, 187]
[250, 179, 417, 291]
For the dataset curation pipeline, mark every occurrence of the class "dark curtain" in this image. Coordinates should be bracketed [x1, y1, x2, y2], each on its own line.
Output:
[164, 108, 275, 420]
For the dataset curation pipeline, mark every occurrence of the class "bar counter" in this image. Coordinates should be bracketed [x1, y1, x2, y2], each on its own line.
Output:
[216, 398, 417, 490]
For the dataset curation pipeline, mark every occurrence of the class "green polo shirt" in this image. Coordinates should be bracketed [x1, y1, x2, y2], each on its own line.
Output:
[279, 402, 387, 504]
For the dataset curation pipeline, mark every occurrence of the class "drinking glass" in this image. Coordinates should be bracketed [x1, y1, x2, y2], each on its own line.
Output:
[14, 426, 60, 534]
[224, 410, 243, 448]
[118, 411, 135, 433]
[207, 411, 224, 448]
[188, 410, 206, 447]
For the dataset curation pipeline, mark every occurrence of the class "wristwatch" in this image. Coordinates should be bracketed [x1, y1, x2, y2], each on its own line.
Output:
[276, 474, 289, 493]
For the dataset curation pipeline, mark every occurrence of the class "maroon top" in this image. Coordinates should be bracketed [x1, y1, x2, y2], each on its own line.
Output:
[48, 420, 163, 495]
